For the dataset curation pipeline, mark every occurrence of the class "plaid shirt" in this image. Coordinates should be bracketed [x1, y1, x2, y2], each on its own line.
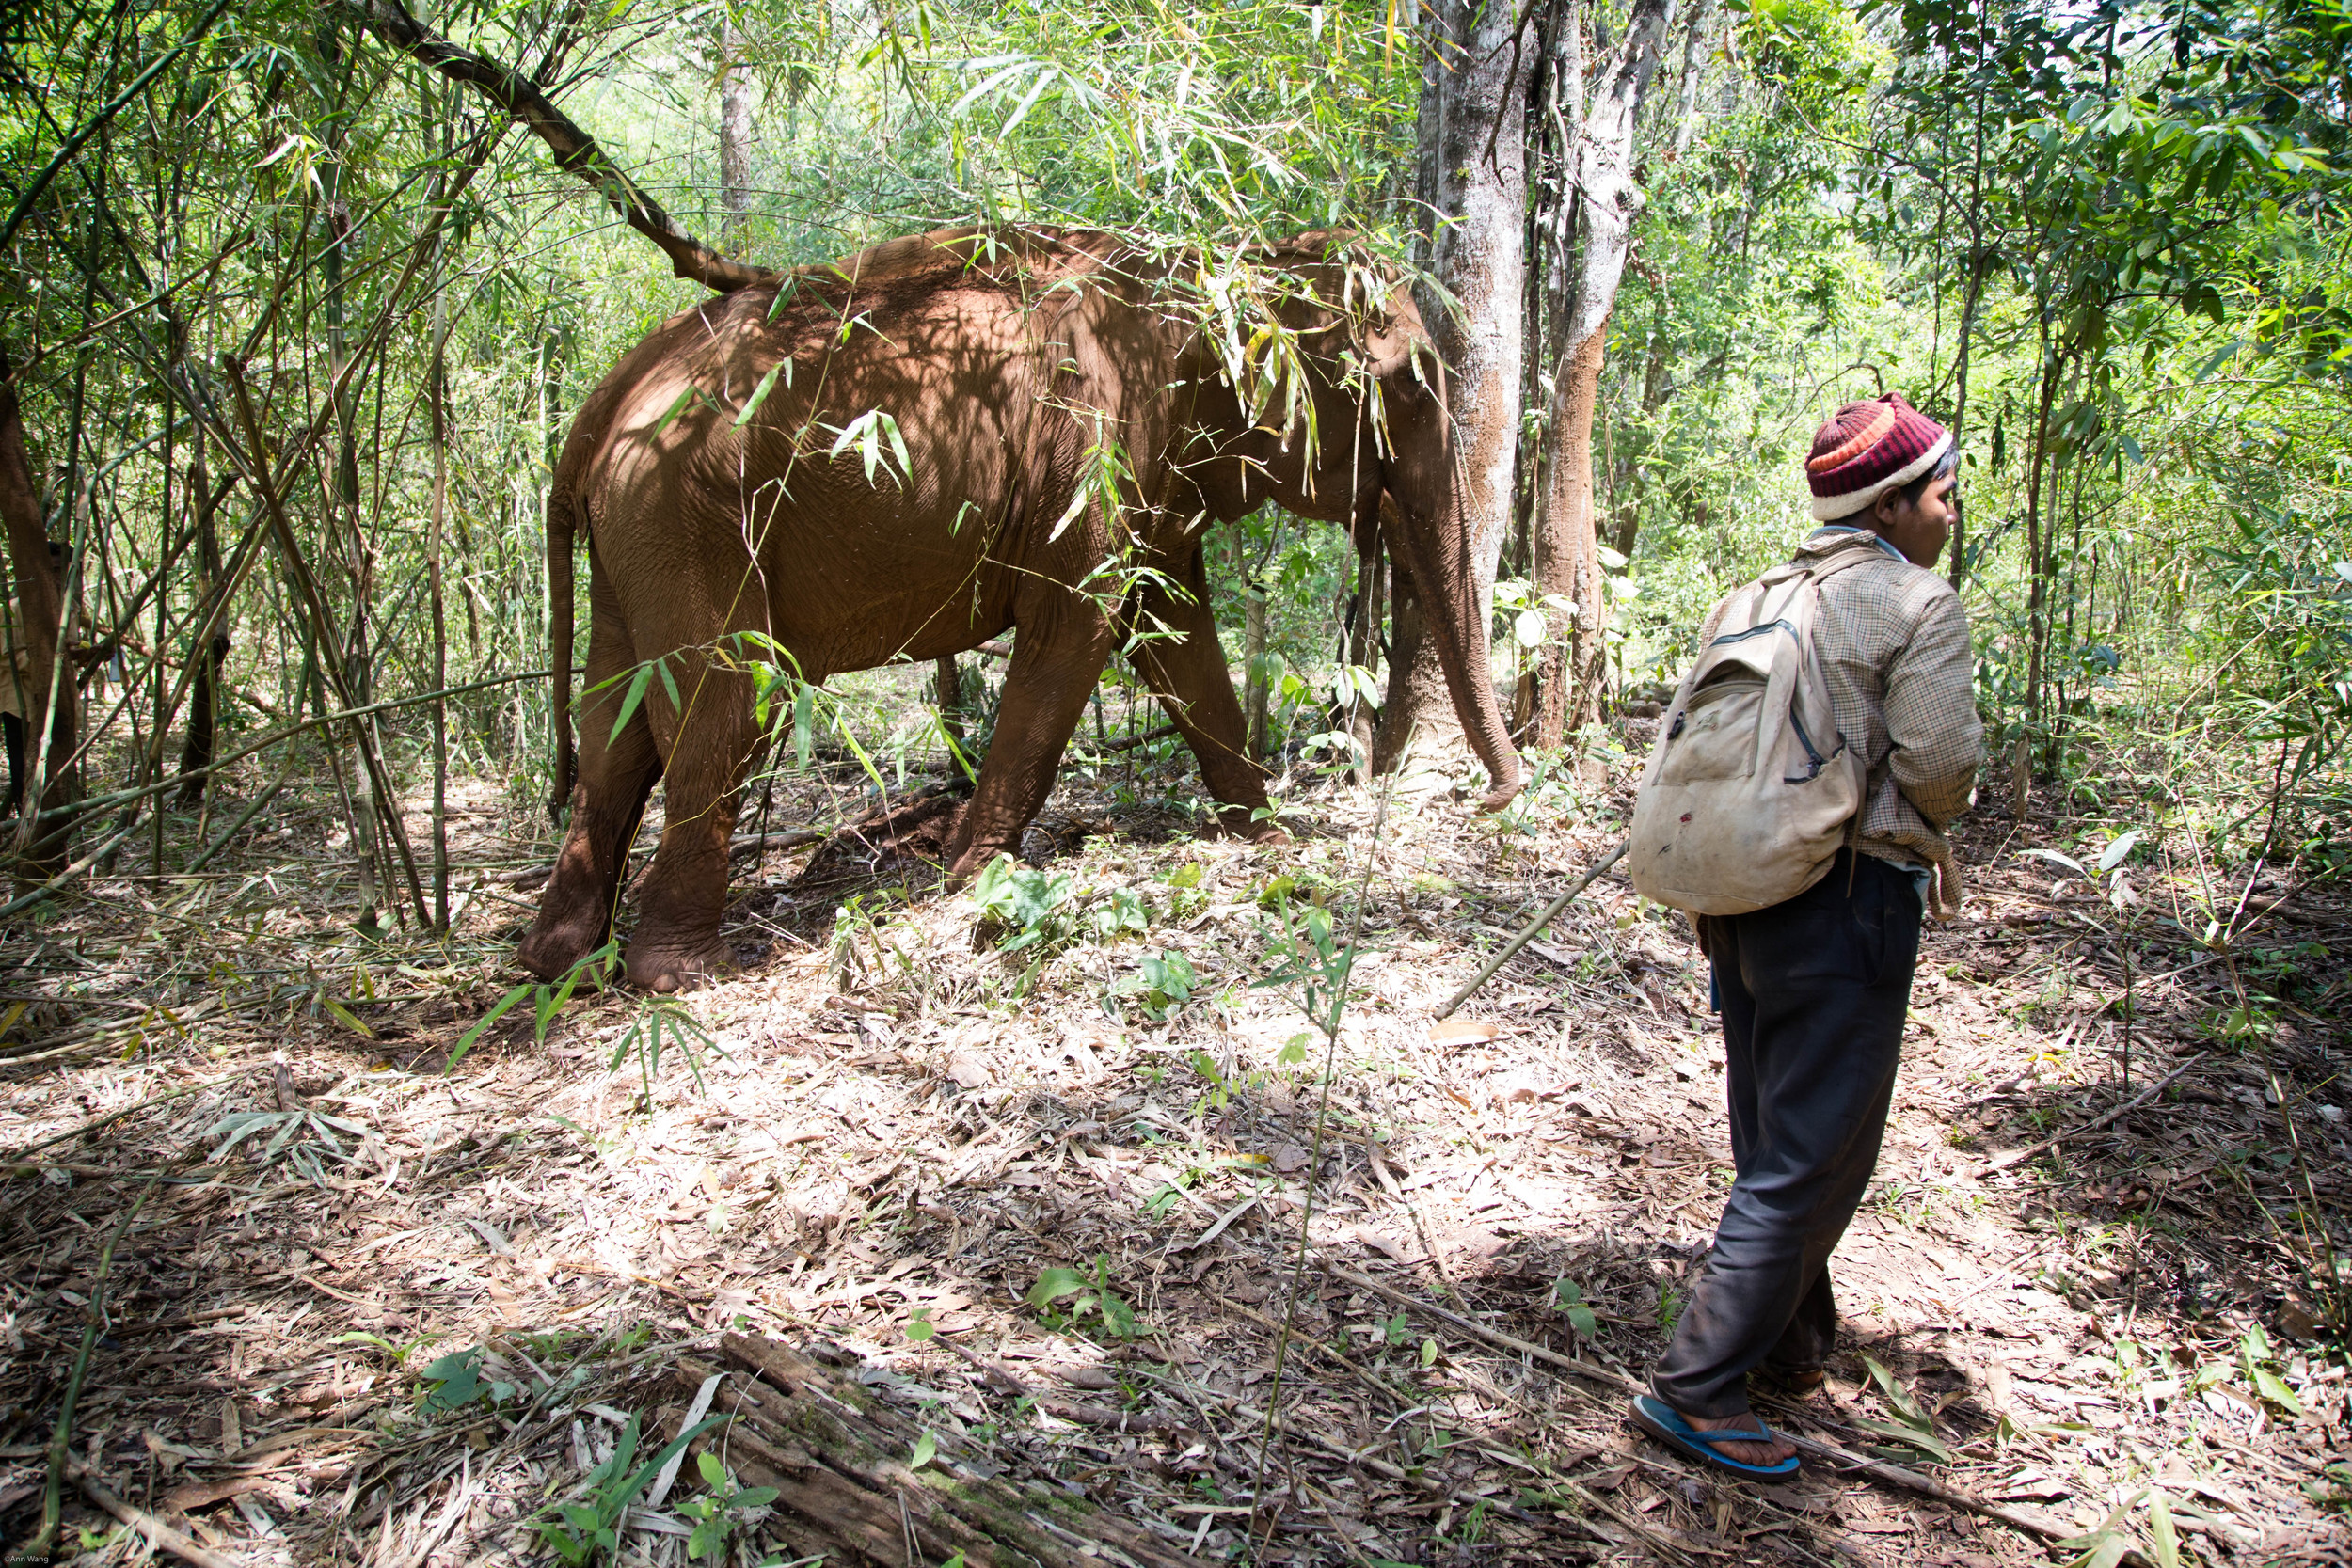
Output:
[1695, 528, 1982, 916]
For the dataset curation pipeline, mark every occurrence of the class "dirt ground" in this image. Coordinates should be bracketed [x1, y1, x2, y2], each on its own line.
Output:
[1, 721, 2347, 1568]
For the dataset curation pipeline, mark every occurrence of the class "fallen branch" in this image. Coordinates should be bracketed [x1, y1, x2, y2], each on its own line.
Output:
[1436, 839, 1628, 1019]
[327, 0, 781, 293]
[69, 1463, 235, 1568]
[678, 1332, 1205, 1567]
[1977, 1052, 2207, 1177]
[0, 1074, 224, 1163]
[1321, 1259, 2086, 1553]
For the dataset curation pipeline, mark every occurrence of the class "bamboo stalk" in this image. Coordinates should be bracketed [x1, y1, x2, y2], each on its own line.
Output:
[219, 356, 430, 927]
[428, 226, 452, 929]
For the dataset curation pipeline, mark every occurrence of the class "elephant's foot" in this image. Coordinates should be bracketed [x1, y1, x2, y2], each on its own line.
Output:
[624, 936, 736, 994]
[1203, 806, 1291, 847]
[517, 905, 610, 982]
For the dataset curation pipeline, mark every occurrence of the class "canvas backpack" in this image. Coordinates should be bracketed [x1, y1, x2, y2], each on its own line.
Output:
[1628, 546, 1881, 915]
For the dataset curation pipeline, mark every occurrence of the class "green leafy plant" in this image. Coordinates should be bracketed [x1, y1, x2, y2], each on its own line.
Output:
[1854, 1354, 1954, 1464]
[969, 855, 1077, 954]
[611, 994, 726, 1105]
[449, 940, 618, 1071]
[1025, 1257, 1144, 1340]
[203, 1101, 370, 1184]
[677, 1452, 779, 1562]
[417, 1350, 518, 1416]
[1109, 948, 1195, 1021]
[1550, 1278, 1600, 1339]
[528, 1412, 725, 1565]
[2238, 1325, 2305, 1417]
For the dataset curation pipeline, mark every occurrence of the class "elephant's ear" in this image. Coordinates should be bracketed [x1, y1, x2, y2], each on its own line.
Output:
[1362, 324, 1445, 410]
[1359, 300, 1443, 396]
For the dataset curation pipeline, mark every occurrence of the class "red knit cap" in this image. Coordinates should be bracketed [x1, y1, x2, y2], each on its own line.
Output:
[1804, 392, 1952, 521]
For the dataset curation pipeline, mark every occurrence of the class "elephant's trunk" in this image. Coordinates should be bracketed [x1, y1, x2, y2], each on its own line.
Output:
[1382, 491, 1523, 811]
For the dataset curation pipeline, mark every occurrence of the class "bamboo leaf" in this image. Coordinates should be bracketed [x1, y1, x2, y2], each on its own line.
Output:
[733, 360, 785, 428]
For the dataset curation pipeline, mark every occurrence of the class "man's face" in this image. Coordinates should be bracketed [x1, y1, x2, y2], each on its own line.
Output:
[1875, 473, 1958, 568]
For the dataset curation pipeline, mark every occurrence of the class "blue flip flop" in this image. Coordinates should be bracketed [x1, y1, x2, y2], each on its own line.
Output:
[1629, 1394, 1800, 1478]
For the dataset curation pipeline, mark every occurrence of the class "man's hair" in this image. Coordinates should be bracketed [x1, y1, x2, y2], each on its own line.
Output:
[1894, 442, 1960, 509]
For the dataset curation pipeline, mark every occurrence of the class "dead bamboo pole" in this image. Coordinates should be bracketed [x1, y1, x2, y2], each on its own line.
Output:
[1435, 838, 1628, 1019]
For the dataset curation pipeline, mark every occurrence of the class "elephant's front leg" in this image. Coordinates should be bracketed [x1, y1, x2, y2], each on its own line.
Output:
[1124, 546, 1284, 843]
[944, 612, 1119, 879]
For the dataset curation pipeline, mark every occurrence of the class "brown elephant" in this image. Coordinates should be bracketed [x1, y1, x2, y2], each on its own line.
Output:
[518, 226, 1521, 991]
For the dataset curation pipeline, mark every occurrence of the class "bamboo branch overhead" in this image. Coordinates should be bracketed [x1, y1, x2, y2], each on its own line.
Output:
[324, 0, 785, 293]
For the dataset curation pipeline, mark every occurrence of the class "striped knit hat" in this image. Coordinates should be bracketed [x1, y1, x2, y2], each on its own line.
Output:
[1804, 392, 1953, 522]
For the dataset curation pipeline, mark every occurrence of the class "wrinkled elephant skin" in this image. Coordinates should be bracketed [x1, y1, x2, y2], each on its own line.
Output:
[517, 227, 1520, 992]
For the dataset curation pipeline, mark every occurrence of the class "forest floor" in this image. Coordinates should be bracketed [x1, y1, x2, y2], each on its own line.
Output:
[1, 719, 2348, 1568]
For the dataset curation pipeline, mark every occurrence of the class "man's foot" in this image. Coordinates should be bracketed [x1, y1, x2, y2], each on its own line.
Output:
[1628, 1395, 1800, 1477]
[1756, 1362, 1828, 1398]
[1685, 1410, 1797, 1467]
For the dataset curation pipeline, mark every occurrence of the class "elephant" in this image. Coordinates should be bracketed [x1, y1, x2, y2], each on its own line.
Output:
[517, 226, 1522, 991]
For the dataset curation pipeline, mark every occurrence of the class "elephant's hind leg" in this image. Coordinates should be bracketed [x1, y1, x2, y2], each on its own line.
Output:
[624, 603, 767, 993]
[519, 550, 660, 980]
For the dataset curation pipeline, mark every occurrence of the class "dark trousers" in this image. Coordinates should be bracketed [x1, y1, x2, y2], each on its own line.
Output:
[2, 712, 21, 816]
[1649, 849, 1922, 1418]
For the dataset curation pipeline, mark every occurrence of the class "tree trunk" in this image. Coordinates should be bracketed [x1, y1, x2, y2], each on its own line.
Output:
[1526, 0, 1677, 748]
[1534, 323, 1612, 745]
[429, 269, 452, 929]
[0, 347, 75, 879]
[720, 17, 754, 249]
[1670, 0, 1717, 159]
[1373, 0, 1528, 776]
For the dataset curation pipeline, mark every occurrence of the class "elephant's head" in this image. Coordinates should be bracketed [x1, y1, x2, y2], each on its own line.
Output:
[1168, 248, 1523, 811]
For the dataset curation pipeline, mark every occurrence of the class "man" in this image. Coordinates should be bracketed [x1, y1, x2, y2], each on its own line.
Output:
[1631, 391, 1981, 1474]
[1, 594, 26, 816]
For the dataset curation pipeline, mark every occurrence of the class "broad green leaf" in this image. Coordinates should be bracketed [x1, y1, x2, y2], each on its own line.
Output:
[2249, 1363, 2303, 1416]
[651, 385, 703, 440]
[449, 983, 532, 1069]
[1027, 1266, 1088, 1307]
[2097, 830, 2143, 872]
[320, 998, 373, 1037]
[910, 1430, 937, 1468]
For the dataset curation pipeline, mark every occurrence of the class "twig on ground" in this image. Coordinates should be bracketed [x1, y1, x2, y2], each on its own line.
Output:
[0, 1075, 222, 1163]
[1977, 1052, 2207, 1176]
[1321, 1259, 2087, 1553]
[1437, 839, 1629, 1019]
[69, 1462, 237, 1568]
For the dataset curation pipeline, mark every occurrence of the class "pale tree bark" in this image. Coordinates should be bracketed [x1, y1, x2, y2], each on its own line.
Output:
[1527, 0, 1677, 749]
[720, 16, 754, 249]
[1671, 0, 1718, 160]
[1374, 0, 1529, 779]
